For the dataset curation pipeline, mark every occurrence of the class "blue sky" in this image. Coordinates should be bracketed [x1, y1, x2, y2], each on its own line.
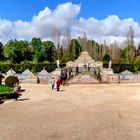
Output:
[0, 0, 139, 22]
[0, 0, 140, 44]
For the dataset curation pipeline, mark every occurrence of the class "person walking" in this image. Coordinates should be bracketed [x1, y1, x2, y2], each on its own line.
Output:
[50, 77, 55, 90]
[88, 63, 91, 72]
[76, 64, 79, 74]
[56, 76, 61, 92]
[13, 82, 21, 101]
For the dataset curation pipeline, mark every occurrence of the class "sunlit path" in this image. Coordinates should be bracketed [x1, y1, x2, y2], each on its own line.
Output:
[0, 84, 140, 140]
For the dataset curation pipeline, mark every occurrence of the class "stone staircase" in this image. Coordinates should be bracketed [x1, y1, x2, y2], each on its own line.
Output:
[68, 73, 100, 84]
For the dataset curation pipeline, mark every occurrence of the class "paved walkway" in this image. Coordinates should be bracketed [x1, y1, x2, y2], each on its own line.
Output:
[0, 84, 140, 140]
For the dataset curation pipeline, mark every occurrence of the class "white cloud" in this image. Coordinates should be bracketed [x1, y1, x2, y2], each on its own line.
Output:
[71, 15, 140, 44]
[0, 2, 140, 45]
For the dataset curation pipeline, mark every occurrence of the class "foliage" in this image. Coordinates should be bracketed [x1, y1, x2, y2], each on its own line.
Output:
[5, 76, 19, 87]
[112, 64, 135, 73]
[103, 54, 111, 68]
[31, 38, 44, 63]
[0, 33, 139, 73]
[0, 62, 66, 73]
[4, 40, 32, 63]
[120, 47, 129, 64]
[0, 42, 4, 61]
[69, 39, 82, 61]
[42, 41, 56, 62]
[0, 85, 13, 94]
[134, 57, 140, 72]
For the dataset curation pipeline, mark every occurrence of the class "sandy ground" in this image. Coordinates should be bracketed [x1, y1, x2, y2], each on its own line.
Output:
[0, 83, 140, 140]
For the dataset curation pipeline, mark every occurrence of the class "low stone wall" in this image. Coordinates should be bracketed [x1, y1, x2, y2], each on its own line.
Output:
[120, 74, 140, 83]
[101, 74, 120, 83]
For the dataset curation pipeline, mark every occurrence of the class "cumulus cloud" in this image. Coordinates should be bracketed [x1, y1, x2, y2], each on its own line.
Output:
[0, 2, 140, 45]
[71, 15, 140, 44]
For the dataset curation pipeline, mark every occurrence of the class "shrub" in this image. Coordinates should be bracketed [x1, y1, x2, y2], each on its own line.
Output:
[5, 76, 19, 87]
[0, 85, 13, 94]
[0, 62, 66, 73]
[134, 57, 140, 72]
[112, 64, 135, 73]
[0, 85, 13, 100]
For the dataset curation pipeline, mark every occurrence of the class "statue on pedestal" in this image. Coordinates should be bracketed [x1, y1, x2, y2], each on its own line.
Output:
[109, 60, 112, 69]
[56, 59, 60, 68]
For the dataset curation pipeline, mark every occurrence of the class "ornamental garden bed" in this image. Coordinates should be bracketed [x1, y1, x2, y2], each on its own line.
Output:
[0, 85, 13, 102]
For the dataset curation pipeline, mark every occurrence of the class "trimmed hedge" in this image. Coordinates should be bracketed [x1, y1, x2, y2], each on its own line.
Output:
[5, 76, 19, 87]
[0, 85, 13, 94]
[0, 62, 137, 74]
[0, 62, 66, 73]
[112, 64, 135, 73]
[103, 64, 137, 73]
[0, 85, 13, 100]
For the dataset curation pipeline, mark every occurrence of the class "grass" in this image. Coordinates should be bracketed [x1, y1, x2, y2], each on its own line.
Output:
[0, 85, 13, 95]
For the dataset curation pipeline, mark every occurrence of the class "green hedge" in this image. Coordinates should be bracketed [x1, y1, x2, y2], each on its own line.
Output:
[0, 62, 66, 73]
[1, 62, 138, 74]
[112, 64, 135, 73]
[0, 85, 13, 94]
[103, 64, 137, 73]
[0, 85, 13, 100]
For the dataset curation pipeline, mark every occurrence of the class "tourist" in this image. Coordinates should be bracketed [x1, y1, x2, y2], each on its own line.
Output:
[63, 71, 67, 85]
[61, 71, 67, 86]
[50, 77, 55, 90]
[76, 64, 79, 74]
[88, 63, 91, 72]
[0, 72, 4, 85]
[13, 82, 21, 101]
[56, 76, 61, 92]
[83, 63, 87, 68]
[68, 69, 72, 79]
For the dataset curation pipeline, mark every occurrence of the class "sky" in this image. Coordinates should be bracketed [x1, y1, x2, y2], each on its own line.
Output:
[0, 0, 140, 44]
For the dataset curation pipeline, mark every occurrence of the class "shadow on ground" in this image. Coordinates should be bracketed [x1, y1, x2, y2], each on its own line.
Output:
[0, 100, 4, 105]
[17, 98, 30, 101]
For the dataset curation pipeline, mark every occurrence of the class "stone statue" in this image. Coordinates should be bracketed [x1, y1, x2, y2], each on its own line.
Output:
[0, 72, 4, 85]
[109, 60, 112, 69]
[56, 59, 60, 68]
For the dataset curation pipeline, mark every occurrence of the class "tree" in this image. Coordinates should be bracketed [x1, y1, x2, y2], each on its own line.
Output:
[4, 40, 31, 63]
[134, 57, 140, 72]
[31, 38, 45, 63]
[126, 26, 136, 62]
[103, 54, 111, 67]
[0, 42, 4, 61]
[69, 39, 81, 61]
[42, 41, 55, 62]
[52, 28, 61, 59]
[136, 44, 140, 57]
[120, 47, 129, 64]
[74, 39, 82, 59]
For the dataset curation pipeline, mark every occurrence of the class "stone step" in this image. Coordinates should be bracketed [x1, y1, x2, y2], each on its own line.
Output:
[68, 73, 100, 84]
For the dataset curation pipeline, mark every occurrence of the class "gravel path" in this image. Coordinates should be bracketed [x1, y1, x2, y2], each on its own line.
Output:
[0, 84, 140, 140]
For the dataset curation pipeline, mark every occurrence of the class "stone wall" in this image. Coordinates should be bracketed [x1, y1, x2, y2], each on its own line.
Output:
[120, 74, 140, 83]
[101, 74, 120, 83]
